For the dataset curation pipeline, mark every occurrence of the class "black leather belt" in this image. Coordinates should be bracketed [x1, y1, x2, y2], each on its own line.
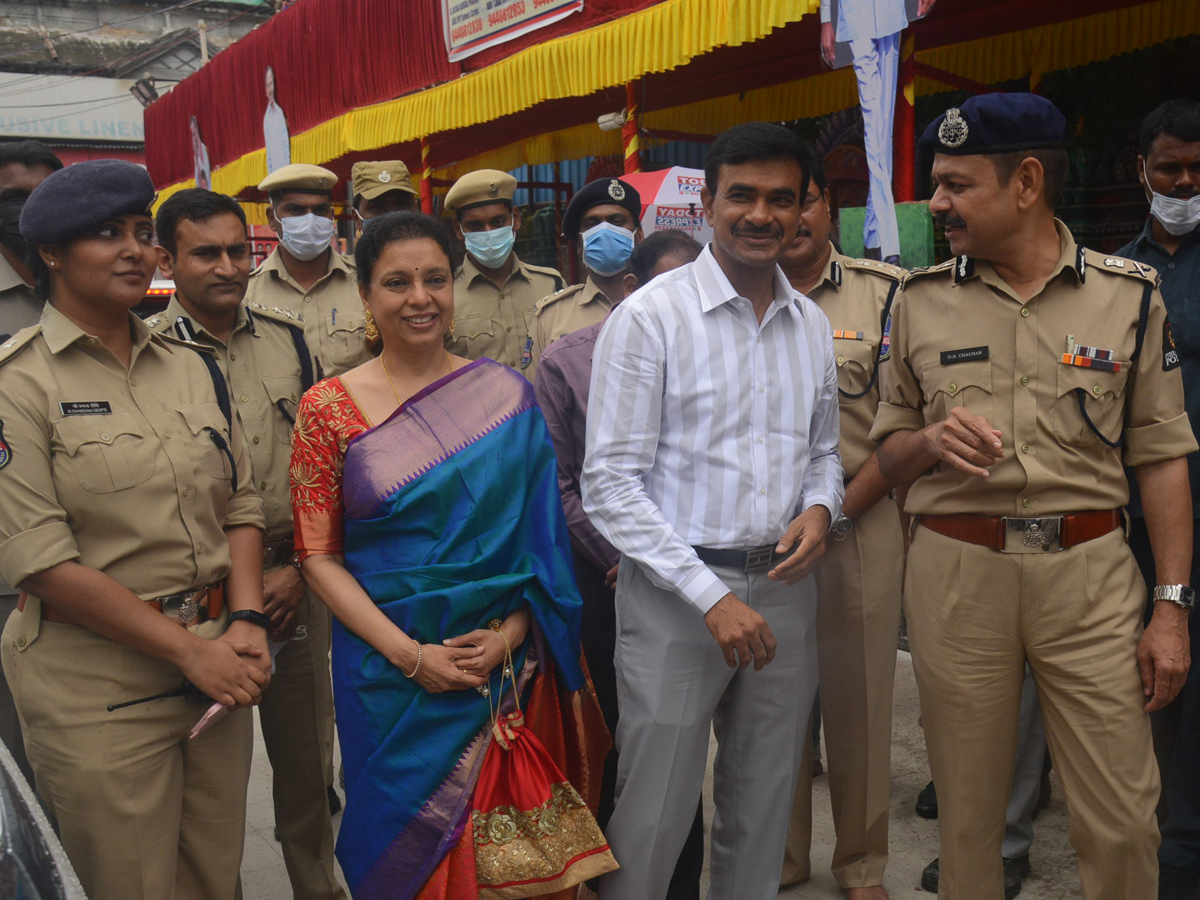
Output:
[692, 544, 784, 572]
[263, 538, 295, 569]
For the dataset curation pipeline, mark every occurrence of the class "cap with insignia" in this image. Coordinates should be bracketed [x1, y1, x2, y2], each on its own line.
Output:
[257, 163, 339, 195]
[562, 177, 643, 241]
[918, 93, 1067, 158]
[444, 169, 518, 214]
[352, 161, 417, 200]
[20, 159, 155, 245]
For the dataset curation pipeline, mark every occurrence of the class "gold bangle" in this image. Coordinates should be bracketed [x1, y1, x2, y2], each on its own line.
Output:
[403, 640, 423, 679]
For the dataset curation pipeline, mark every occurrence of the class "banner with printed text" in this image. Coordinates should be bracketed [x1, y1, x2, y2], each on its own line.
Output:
[442, 0, 584, 62]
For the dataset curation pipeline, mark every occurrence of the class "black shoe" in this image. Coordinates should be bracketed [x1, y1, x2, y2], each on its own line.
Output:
[921, 857, 1027, 899]
[328, 784, 343, 816]
[916, 780, 938, 819]
[1159, 862, 1200, 900]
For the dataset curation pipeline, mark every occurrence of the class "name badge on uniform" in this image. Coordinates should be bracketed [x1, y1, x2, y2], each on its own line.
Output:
[520, 336, 533, 370]
[940, 346, 989, 365]
[58, 401, 113, 416]
[832, 330, 864, 341]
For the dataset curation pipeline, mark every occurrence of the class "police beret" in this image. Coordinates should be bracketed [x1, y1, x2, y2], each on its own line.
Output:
[562, 177, 642, 241]
[444, 169, 517, 213]
[352, 160, 417, 200]
[20, 159, 155, 245]
[257, 163, 339, 194]
[918, 93, 1067, 158]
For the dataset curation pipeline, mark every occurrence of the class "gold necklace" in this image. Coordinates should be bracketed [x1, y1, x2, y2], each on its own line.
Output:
[380, 352, 454, 407]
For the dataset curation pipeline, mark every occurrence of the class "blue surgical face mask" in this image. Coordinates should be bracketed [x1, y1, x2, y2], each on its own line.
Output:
[463, 226, 515, 269]
[582, 221, 635, 276]
[279, 212, 336, 261]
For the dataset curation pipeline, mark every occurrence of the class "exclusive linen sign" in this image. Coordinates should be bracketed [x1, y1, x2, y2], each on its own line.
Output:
[442, 0, 584, 62]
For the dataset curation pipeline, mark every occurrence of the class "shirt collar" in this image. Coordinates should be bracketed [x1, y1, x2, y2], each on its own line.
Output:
[958, 219, 1085, 290]
[461, 251, 526, 286]
[0, 253, 25, 293]
[163, 294, 252, 342]
[261, 243, 351, 286]
[816, 243, 843, 291]
[40, 303, 156, 355]
[693, 244, 801, 316]
[580, 275, 614, 309]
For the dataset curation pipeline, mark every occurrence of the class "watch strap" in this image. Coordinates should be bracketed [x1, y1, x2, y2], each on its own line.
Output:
[1153, 584, 1195, 610]
[228, 609, 273, 630]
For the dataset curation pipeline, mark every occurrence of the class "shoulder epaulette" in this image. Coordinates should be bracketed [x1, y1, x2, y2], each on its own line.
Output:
[247, 301, 303, 325]
[1082, 248, 1159, 285]
[533, 282, 583, 316]
[900, 257, 957, 290]
[524, 261, 566, 284]
[143, 311, 169, 331]
[840, 257, 904, 281]
[0, 325, 41, 366]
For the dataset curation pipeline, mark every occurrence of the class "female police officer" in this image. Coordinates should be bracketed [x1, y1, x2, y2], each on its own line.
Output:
[0, 160, 272, 899]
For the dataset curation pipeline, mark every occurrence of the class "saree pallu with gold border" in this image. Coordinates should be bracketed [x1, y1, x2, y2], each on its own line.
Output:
[335, 359, 610, 900]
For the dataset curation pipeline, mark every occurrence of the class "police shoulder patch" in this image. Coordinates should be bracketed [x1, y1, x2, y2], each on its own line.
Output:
[878, 312, 893, 362]
[0, 419, 10, 471]
[1164, 318, 1181, 371]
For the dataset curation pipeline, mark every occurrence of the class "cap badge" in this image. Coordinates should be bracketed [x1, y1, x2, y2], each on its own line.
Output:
[378, 170, 392, 183]
[938, 108, 969, 149]
[608, 179, 626, 201]
[488, 181, 499, 199]
[317, 177, 329, 188]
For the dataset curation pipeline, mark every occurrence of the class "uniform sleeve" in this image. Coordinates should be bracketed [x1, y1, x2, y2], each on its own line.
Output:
[223, 414, 266, 531]
[533, 349, 620, 573]
[0, 371, 80, 587]
[870, 290, 928, 441]
[526, 311, 550, 385]
[1123, 285, 1199, 466]
[290, 384, 347, 559]
[800, 320, 845, 520]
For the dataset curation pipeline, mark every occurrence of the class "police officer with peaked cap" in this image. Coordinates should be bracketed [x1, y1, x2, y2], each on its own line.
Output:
[246, 163, 372, 377]
[0, 159, 270, 899]
[351, 160, 419, 223]
[528, 176, 642, 381]
[872, 93, 1196, 900]
[147, 188, 346, 900]
[444, 168, 564, 377]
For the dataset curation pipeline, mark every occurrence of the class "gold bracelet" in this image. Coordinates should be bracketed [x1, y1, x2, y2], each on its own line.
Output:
[403, 640, 423, 679]
[488, 618, 503, 632]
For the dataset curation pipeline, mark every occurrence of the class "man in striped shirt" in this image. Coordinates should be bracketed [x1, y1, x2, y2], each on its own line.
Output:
[583, 122, 844, 900]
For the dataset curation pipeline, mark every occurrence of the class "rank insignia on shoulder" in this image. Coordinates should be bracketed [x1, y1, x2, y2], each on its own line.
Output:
[0, 420, 10, 471]
[1103, 257, 1126, 268]
[953, 256, 975, 284]
[1164, 318, 1181, 371]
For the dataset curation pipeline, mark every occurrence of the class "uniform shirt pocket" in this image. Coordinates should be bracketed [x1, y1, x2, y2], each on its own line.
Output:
[177, 402, 233, 481]
[261, 375, 303, 444]
[54, 411, 155, 493]
[325, 308, 367, 370]
[1052, 362, 1128, 448]
[834, 338, 877, 401]
[452, 312, 496, 349]
[921, 359, 994, 425]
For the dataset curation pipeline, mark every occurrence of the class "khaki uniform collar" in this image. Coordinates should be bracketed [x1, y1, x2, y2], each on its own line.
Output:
[162, 295, 253, 343]
[959, 219, 1084, 296]
[580, 275, 614, 309]
[0, 253, 25, 293]
[260, 244, 351, 288]
[40, 303, 157, 355]
[461, 251, 529, 287]
[815, 243, 843, 292]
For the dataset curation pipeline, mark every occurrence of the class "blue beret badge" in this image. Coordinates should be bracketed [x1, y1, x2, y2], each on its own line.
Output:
[938, 108, 969, 149]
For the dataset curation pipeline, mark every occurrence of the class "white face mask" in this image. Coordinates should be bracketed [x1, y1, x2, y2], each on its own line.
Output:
[279, 212, 337, 260]
[1145, 161, 1200, 236]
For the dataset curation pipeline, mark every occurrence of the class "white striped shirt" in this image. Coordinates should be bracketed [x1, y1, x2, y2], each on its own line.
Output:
[582, 245, 844, 614]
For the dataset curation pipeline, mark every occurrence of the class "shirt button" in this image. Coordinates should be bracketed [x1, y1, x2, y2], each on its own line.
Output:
[836, 355, 846, 365]
[100, 432, 112, 441]
[260, 481, 268, 490]
[252, 436, 261, 444]
[1021, 443, 1030, 453]
[1021, 498, 1031, 509]
[759, 488, 766, 495]
[1020, 376, 1030, 387]
[197, 544, 204, 553]
[306, 326, 314, 334]
[1092, 385, 1102, 395]
[1020, 308, 1030, 318]
[240, 394, 249, 403]
[948, 383, 957, 393]
[230, 353, 237, 361]
[182, 487, 190, 497]
[506, 326, 512, 333]
[757, 436, 764, 444]
[759, 386, 765, 393]
[16, 637, 25, 649]
[1169, 262, 1176, 269]
[303, 296, 311, 303]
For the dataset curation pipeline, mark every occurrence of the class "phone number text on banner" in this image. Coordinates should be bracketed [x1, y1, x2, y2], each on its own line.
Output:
[442, 0, 584, 62]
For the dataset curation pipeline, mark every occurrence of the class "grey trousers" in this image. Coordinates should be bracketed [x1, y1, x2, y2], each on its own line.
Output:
[1003, 666, 1047, 860]
[598, 560, 819, 900]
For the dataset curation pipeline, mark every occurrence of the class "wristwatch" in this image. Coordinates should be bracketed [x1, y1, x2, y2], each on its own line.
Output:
[831, 514, 855, 541]
[228, 609, 273, 630]
[1153, 584, 1195, 611]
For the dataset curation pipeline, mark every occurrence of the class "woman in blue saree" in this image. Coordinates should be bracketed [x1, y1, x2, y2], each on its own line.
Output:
[289, 212, 612, 900]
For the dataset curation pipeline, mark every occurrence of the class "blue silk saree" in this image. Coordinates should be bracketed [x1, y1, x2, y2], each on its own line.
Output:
[333, 359, 608, 899]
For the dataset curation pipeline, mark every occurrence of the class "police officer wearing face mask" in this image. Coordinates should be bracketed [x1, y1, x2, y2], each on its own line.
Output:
[0, 141, 62, 345]
[528, 177, 643, 382]
[246, 164, 373, 378]
[1117, 98, 1200, 900]
[444, 169, 564, 378]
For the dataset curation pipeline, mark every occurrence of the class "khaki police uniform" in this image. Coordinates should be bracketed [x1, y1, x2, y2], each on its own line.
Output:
[147, 298, 345, 900]
[0, 253, 40, 784]
[783, 249, 904, 889]
[870, 223, 1198, 900]
[448, 253, 564, 374]
[527, 277, 612, 382]
[0, 304, 265, 900]
[245, 246, 370, 378]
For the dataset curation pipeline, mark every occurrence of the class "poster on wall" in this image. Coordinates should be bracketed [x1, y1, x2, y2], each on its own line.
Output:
[442, 0, 583, 62]
[262, 65, 291, 173]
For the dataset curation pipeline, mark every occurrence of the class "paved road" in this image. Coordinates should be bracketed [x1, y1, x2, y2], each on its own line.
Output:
[239, 651, 1084, 899]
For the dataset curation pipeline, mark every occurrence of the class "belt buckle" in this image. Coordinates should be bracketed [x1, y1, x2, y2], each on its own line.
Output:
[744, 547, 775, 570]
[1002, 517, 1063, 553]
[156, 589, 205, 626]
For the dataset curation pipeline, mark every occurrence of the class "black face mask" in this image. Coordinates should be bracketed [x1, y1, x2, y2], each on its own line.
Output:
[0, 196, 30, 262]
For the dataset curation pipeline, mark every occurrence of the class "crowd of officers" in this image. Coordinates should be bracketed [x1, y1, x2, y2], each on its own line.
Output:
[0, 89, 1195, 900]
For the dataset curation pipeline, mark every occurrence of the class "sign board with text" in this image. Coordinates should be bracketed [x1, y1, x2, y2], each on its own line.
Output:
[0, 73, 145, 142]
[442, 0, 583, 62]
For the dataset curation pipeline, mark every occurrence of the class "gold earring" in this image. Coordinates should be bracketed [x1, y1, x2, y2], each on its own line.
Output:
[448, 318, 456, 337]
[364, 308, 379, 341]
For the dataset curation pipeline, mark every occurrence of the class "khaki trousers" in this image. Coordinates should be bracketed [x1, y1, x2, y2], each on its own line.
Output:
[2, 600, 253, 900]
[906, 525, 1159, 900]
[257, 587, 345, 900]
[783, 494, 904, 888]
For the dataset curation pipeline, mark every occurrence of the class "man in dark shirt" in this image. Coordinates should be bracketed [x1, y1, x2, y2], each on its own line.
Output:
[533, 229, 702, 900]
[1118, 98, 1200, 900]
